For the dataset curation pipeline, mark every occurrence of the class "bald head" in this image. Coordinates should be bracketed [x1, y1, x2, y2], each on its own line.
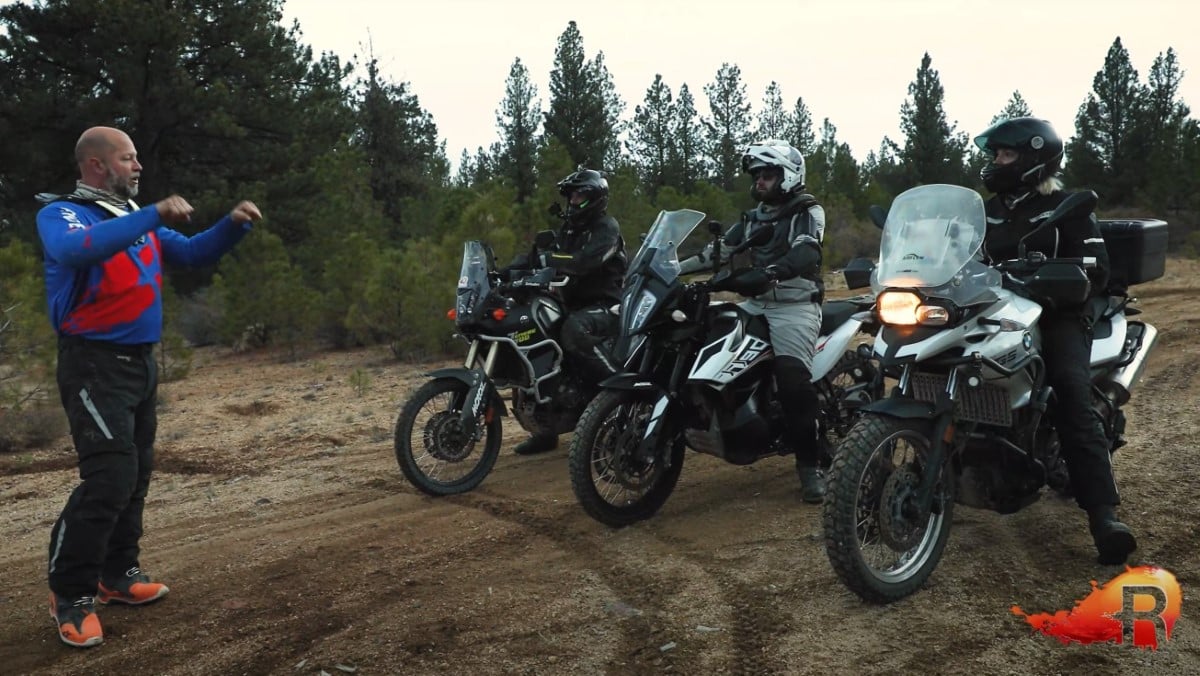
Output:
[75, 127, 129, 166]
[75, 126, 142, 197]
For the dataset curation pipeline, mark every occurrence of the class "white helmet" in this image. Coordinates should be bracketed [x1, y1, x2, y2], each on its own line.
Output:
[742, 139, 806, 196]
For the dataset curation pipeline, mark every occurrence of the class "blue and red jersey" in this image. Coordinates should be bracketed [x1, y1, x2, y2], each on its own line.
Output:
[37, 199, 250, 344]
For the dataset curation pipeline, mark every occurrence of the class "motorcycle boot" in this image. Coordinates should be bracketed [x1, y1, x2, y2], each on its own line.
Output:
[514, 433, 559, 456]
[796, 464, 826, 504]
[1087, 504, 1137, 565]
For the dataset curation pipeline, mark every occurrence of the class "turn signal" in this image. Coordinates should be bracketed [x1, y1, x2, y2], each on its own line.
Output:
[446, 308, 457, 320]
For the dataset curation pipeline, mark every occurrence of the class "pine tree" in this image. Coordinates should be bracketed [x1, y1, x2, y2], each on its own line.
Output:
[626, 74, 675, 197]
[1139, 48, 1192, 211]
[808, 119, 860, 200]
[785, 96, 816, 157]
[755, 82, 789, 140]
[990, 91, 1034, 124]
[0, 0, 358, 278]
[354, 57, 446, 239]
[897, 52, 969, 187]
[703, 63, 753, 190]
[671, 84, 706, 194]
[543, 21, 623, 169]
[1066, 38, 1145, 204]
[495, 57, 541, 203]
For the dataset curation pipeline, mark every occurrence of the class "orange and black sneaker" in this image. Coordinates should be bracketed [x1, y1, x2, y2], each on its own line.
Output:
[97, 567, 169, 606]
[49, 593, 103, 648]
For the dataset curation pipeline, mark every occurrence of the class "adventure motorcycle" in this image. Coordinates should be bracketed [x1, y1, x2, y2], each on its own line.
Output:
[821, 184, 1163, 603]
[394, 235, 599, 495]
[568, 209, 881, 527]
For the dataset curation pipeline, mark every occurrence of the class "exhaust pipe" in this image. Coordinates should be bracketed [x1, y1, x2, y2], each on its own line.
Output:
[1107, 322, 1158, 405]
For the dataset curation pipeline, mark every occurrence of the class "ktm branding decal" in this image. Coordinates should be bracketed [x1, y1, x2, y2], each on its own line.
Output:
[1012, 566, 1181, 650]
[720, 337, 771, 377]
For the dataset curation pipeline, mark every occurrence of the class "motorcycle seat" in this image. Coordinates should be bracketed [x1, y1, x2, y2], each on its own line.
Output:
[820, 300, 858, 336]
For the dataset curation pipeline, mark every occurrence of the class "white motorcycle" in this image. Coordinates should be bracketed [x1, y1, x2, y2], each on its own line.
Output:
[821, 184, 1164, 603]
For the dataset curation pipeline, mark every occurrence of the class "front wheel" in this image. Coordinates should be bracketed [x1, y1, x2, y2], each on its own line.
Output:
[568, 389, 685, 528]
[822, 414, 953, 603]
[394, 377, 503, 496]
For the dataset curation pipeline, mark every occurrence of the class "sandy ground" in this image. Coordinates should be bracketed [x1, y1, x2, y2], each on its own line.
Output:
[2, 260, 1199, 675]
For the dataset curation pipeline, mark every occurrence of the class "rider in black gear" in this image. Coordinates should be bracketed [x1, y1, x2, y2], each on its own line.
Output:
[975, 116, 1136, 565]
[681, 140, 828, 503]
[509, 168, 628, 455]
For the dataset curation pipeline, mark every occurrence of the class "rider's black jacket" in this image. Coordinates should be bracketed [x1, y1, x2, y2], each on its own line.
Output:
[515, 213, 627, 308]
[982, 189, 1111, 299]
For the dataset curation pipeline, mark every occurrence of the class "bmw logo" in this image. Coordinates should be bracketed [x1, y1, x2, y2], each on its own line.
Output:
[1022, 332, 1033, 349]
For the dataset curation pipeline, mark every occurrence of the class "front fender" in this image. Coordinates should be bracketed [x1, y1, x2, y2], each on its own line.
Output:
[426, 368, 509, 417]
[599, 372, 664, 393]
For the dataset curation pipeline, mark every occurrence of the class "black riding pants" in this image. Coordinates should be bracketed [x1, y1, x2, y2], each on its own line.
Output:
[560, 303, 620, 384]
[48, 337, 157, 599]
[1041, 314, 1120, 509]
[775, 356, 821, 467]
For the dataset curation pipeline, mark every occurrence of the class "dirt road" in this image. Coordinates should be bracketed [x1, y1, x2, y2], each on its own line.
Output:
[2, 261, 1198, 675]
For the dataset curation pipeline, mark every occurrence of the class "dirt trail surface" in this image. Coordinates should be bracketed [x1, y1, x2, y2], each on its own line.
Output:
[3, 261, 1199, 675]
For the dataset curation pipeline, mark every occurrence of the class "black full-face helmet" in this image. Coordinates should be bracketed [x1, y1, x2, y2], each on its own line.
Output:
[974, 117, 1064, 194]
[556, 168, 609, 225]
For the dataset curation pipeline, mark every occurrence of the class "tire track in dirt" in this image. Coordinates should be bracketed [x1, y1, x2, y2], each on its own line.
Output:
[454, 491, 700, 674]
[468, 448, 816, 673]
[647, 527, 792, 675]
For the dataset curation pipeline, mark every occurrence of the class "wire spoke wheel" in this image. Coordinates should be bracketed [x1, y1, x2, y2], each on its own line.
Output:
[823, 414, 954, 603]
[394, 377, 502, 496]
[568, 389, 684, 527]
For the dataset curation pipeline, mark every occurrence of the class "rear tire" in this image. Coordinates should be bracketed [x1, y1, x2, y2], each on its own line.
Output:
[394, 378, 503, 496]
[568, 389, 685, 528]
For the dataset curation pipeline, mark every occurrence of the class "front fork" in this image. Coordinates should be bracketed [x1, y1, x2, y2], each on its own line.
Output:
[634, 335, 701, 463]
[458, 341, 500, 439]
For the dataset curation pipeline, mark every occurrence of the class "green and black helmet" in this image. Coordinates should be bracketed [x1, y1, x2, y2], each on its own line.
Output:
[557, 168, 609, 225]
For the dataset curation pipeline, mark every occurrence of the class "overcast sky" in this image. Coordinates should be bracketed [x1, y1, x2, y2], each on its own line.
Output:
[280, 0, 1199, 167]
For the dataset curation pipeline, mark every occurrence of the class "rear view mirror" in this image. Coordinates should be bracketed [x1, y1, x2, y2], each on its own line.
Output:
[868, 205, 888, 230]
[842, 257, 876, 290]
[708, 220, 724, 235]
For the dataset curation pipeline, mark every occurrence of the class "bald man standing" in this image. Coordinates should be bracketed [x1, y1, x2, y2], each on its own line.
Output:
[36, 126, 260, 648]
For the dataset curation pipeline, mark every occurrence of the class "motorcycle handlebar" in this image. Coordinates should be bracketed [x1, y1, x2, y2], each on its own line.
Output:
[995, 255, 1096, 273]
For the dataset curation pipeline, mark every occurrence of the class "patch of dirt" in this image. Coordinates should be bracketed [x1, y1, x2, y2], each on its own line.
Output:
[2, 260, 1199, 674]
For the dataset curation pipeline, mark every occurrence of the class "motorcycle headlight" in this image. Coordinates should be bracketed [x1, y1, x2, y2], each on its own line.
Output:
[877, 291, 949, 326]
[627, 289, 657, 332]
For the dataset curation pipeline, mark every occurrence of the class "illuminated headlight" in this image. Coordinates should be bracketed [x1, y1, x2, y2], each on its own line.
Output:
[628, 289, 657, 332]
[877, 291, 950, 326]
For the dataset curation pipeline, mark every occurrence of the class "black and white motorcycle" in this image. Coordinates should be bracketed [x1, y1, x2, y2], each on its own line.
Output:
[567, 209, 881, 527]
[821, 184, 1163, 603]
